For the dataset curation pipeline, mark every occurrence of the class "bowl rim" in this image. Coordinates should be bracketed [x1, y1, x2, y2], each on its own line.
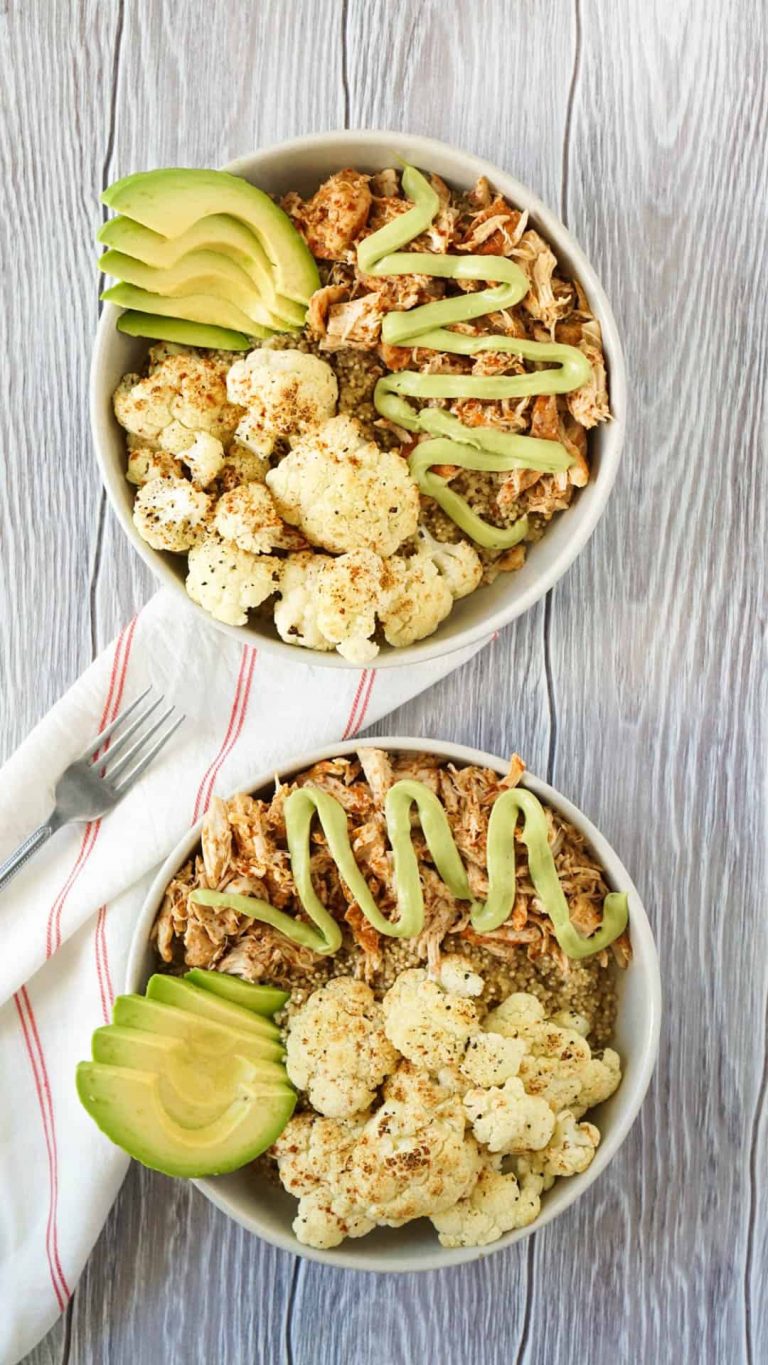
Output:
[126, 735, 661, 1272]
[90, 128, 627, 670]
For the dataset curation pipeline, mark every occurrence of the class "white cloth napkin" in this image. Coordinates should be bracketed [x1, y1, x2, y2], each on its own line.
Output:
[0, 590, 481, 1365]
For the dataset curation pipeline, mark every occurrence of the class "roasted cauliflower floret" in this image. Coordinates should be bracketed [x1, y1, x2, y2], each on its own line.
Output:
[273, 1111, 368, 1198]
[460, 1032, 529, 1088]
[463, 1076, 556, 1154]
[378, 554, 454, 647]
[291, 1189, 375, 1249]
[273, 550, 381, 662]
[483, 991, 545, 1038]
[285, 978, 398, 1119]
[417, 527, 484, 599]
[382, 967, 480, 1071]
[272, 1112, 375, 1246]
[438, 955, 484, 998]
[571, 1048, 622, 1116]
[133, 476, 212, 552]
[213, 483, 304, 555]
[348, 1077, 481, 1224]
[226, 348, 337, 438]
[517, 1110, 600, 1183]
[181, 431, 225, 487]
[233, 409, 276, 459]
[266, 415, 419, 556]
[126, 447, 182, 486]
[113, 351, 241, 450]
[185, 534, 282, 626]
[431, 1160, 543, 1248]
[485, 992, 596, 1113]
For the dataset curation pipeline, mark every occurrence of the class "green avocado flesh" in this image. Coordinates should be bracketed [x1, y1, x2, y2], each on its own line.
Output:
[77, 970, 293, 1176]
[76, 1063, 296, 1177]
[102, 282, 273, 338]
[101, 167, 319, 305]
[145, 974, 281, 1041]
[185, 969, 288, 1016]
[116, 311, 252, 350]
[100, 248, 299, 332]
[98, 214, 307, 329]
[91, 1025, 289, 1127]
[112, 994, 285, 1063]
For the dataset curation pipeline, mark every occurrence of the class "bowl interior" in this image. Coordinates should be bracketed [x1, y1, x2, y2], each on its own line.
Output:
[91, 131, 626, 668]
[126, 737, 659, 1271]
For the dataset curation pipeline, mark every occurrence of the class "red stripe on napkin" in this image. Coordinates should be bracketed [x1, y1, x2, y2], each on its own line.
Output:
[345, 670, 377, 739]
[13, 988, 71, 1311]
[192, 646, 258, 822]
[44, 615, 139, 957]
[341, 670, 369, 740]
[94, 905, 114, 1025]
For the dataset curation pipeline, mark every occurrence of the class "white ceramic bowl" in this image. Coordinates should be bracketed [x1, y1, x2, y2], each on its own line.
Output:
[91, 131, 626, 670]
[126, 737, 660, 1271]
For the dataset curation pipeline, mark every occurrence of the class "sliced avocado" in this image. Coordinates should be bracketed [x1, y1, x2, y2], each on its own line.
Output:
[100, 248, 299, 332]
[102, 282, 274, 339]
[76, 1062, 296, 1176]
[113, 994, 284, 1063]
[92, 1024, 286, 1090]
[116, 311, 251, 350]
[91, 1025, 289, 1128]
[185, 970, 288, 1016]
[98, 214, 307, 328]
[102, 168, 319, 305]
[145, 974, 281, 1041]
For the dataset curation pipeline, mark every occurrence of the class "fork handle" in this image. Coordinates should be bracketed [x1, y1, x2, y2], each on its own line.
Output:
[0, 822, 58, 893]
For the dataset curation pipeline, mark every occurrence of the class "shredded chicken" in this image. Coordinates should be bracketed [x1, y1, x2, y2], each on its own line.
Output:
[283, 169, 372, 260]
[151, 751, 629, 1005]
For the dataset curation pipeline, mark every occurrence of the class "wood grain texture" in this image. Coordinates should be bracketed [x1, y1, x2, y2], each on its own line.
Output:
[5, 0, 766, 1362]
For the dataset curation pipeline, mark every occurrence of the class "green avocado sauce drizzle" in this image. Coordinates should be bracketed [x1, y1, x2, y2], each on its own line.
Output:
[357, 164, 593, 549]
[192, 780, 628, 961]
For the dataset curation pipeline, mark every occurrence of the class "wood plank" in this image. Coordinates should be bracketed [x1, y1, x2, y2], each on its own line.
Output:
[0, 0, 122, 760]
[528, 0, 768, 1362]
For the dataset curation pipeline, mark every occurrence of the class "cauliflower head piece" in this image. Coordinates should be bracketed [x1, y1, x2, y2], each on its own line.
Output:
[460, 1032, 529, 1089]
[180, 431, 225, 487]
[571, 1048, 622, 1117]
[185, 534, 282, 626]
[113, 351, 241, 451]
[213, 483, 305, 555]
[285, 977, 398, 1119]
[485, 991, 621, 1118]
[378, 554, 453, 648]
[382, 966, 481, 1071]
[266, 414, 419, 556]
[272, 1111, 375, 1248]
[126, 448, 182, 486]
[438, 955, 484, 999]
[463, 1075, 556, 1154]
[273, 550, 382, 663]
[516, 1109, 600, 1185]
[431, 1160, 543, 1248]
[417, 527, 483, 600]
[483, 991, 546, 1038]
[133, 476, 212, 552]
[226, 348, 337, 438]
[348, 1074, 481, 1224]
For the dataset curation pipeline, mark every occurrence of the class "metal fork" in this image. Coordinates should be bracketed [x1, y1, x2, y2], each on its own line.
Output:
[0, 688, 184, 893]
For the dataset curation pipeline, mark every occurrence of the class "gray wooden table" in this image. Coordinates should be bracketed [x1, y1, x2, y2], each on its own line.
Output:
[3, 0, 765, 1361]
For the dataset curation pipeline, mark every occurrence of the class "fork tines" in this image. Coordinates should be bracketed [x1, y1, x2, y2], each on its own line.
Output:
[79, 687, 185, 793]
